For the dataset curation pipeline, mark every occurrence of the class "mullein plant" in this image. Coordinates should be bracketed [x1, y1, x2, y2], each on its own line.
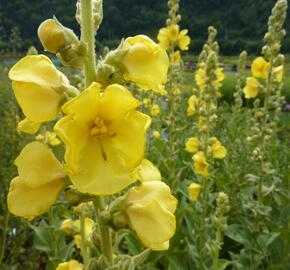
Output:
[241, 0, 288, 268]
[156, 0, 191, 188]
[6, 0, 178, 269]
[185, 27, 227, 269]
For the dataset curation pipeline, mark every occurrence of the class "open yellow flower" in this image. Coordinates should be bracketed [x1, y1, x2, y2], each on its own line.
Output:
[214, 67, 225, 88]
[193, 151, 209, 177]
[210, 137, 227, 159]
[243, 77, 261, 99]
[178, 29, 191, 51]
[121, 35, 169, 94]
[157, 25, 191, 51]
[185, 137, 199, 153]
[125, 181, 177, 250]
[251, 57, 269, 79]
[188, 183, 202, 202]
[7, 141, 66, 219]
[55, 83, 150, 195]
[56, 260, 83, 270]
[273, 65, 284, 82]
[187, 95, 198, 117]
[8, 55, 74, 133]
[171, 50, 181, 64]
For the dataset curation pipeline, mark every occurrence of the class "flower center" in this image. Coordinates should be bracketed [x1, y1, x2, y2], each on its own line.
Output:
[91, 117, 109, 138]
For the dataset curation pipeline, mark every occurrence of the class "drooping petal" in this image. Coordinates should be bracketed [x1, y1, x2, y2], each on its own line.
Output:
[126, 199, 176, 251]
[7, 177, 64, 220]
[56, 259, 83, 270]
[15, 141, 65, 188]
[99, 84, 140, 121]
[108, 111, 151, 169]
[12, 81, 63, 122]
[9, 55, 67, 88]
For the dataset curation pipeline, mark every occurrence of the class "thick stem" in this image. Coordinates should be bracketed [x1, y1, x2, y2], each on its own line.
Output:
[93, 197, 113, 265]
[81, 0, 97, 87]
[213, 229, 222, 270]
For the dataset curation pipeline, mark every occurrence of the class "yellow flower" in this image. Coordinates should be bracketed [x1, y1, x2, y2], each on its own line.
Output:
[61, 219, 77, 235]
[56, 260, 83, 270]
[214, 67, 225, 88]
[152, 130, 161, 139]
[188, 183, 202, 202]
[7, 142, 66, 219]
[142, 98, 151, 108]
[55, 83, 150, 195]
[273, 65, 284, 82]
[193, 151, 209, 177]
[243, 77, 261, 99]
[150, 104, 160, 116]
[185, 137, 199, 153]
[8, 55, 74, 132]
[157, 25, 190, 51]
[157, 27, 170, 50]
[167, 24, 180, 42]
[188, 95, 198, 107]
[38, 19, 66, 54]
[195, 63, 206, 90]
[45, 131, 61, 146]
[122, 35, 169, 94]
[178, 29, 191, 51]
[124, 181, 177, 250]
[133, 159, 161, 182]
[209, 137, 227, 159]
[251, 57, 269, 79]
[187, 105, 196, 117]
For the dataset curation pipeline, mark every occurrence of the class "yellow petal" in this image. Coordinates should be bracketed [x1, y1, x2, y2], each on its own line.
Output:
[126, 199, 176, 251]
[126, 181, 177, 213]
[17, 118, 41, 134]
[15, 141, 65, 188]
[7, 176, 64, 219]
[251, 57, 269, 79]
[185, 137, 199, 153]
[243, 77, 260, 99]
[178, 30, 191, 51]
[108, 111, 151, 169]
[9, 55, 69, 87]
[134, 159, 161, 182]
[62, 82, 101, 122]
[56, 259, 83, 270]
[66, 137, 134, 195]
[12, 81, 63, 122]
[188, 183, 202, 202]
[99, 84, 140, 121]
[122, 35, 169, 94]
[193, 151, 209, 177]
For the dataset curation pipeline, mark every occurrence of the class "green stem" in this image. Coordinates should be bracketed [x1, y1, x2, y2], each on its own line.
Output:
[213, 229, 222, 270]
[48, 208, 58, 258]
[133, 249, 151, 266]
[81, 0, 97, 87]
[93, 197, 113, 265]
[80, 206, 89, 267]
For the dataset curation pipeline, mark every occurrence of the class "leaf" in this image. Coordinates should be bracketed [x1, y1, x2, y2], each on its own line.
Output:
[224, 224, 250, 245]
[218, 259, 236, 270]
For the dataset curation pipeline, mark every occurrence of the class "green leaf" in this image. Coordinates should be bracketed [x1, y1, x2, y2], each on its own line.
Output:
[224, 224, 250, 245]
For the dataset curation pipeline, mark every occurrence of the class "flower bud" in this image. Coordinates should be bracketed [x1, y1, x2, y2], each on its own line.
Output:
[38, 19, 67, 54]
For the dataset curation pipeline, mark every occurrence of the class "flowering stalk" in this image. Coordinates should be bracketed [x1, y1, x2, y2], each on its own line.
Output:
[80, 0, 97, 86]
[80, 205, 90, 267]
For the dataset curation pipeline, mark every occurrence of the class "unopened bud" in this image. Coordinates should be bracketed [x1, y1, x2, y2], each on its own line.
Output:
[38, 19, 67, 54]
